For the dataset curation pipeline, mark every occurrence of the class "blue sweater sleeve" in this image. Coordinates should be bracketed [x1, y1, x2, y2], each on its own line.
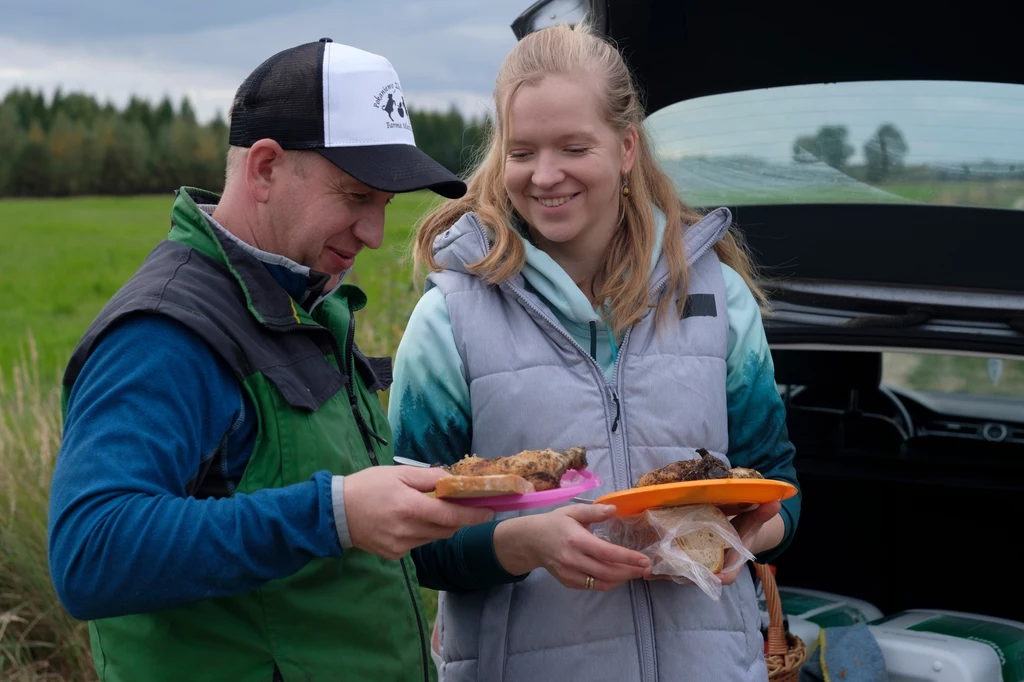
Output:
[721, 264, 802, 564]
[48, 314, 342, 621]
[391, 288, 528, 591]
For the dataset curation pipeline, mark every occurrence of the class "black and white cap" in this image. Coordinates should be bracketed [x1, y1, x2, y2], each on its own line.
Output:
[229, 38, 466, 199]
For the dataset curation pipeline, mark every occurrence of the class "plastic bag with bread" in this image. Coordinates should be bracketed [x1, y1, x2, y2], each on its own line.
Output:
[593, 505, 755, 600]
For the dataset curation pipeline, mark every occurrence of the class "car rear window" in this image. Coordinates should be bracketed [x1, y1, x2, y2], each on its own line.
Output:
[645, 80, 1024, 210]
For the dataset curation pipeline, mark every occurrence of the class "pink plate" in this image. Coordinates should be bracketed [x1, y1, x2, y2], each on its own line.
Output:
[447, 470, 602, 512]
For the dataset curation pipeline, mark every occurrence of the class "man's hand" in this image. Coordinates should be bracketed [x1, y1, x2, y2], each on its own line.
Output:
[344, 467, 494, 560]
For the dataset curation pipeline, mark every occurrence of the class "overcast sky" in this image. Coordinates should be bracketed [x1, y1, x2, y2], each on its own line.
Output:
[0, 0, 526, 121]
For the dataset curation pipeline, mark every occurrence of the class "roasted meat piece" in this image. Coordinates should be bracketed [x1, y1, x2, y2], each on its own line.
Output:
[636, 448, 731, 487]
[446, 446, 588, 491]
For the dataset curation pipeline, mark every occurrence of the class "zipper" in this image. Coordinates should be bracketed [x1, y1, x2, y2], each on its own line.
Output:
[611, 392, 621, 433]
[608, 326, 660, 682]
[400, 556, 431, 682]
[337, 303, 387, 465]
[595, 226, 722, 682]
[330, 335, 380, 465]
[587, 321, 623, 432]
[616, 217, 724, 682]
[467, 212, 725, 682]
[339, 302, 429, 682]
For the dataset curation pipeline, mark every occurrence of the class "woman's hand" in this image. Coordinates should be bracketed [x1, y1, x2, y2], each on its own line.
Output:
[642, 501, 784, 585]
[494, 504, 651, 592]
[717, 500, 783, 585]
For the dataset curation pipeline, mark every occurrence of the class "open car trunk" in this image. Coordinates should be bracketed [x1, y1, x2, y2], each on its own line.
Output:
[513, 0, 1024, 625]
[770, 348, 1024, 623]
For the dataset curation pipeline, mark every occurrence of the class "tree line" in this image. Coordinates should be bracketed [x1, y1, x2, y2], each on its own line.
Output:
[0, 88, 490, 198]
[793, 123, 910, 181]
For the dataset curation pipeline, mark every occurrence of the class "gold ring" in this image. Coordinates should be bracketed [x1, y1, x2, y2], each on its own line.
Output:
[585, 575, 595, 590]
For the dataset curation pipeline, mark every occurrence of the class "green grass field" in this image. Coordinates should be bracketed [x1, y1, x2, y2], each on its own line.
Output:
[882, 180, 1024, 208]
[1, 196, 171, 382]
[0, 191, 441, 385]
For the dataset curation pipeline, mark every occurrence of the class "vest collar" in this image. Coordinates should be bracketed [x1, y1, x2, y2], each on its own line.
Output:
[168, 187, 339, 329]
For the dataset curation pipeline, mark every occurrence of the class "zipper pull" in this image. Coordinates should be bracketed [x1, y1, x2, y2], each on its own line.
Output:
[367, 428, 389, 447]
[350, 402, 390, 446]
[611, 391, 621, 432]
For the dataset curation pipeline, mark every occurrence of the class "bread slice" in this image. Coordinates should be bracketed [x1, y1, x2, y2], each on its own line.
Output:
[674, 528, 730, 573]
[434, 474, 534, 499]
[728, 467, 764, 479]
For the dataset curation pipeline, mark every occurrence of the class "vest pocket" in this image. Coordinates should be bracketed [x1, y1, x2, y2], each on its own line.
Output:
[262, 356, 345, 412]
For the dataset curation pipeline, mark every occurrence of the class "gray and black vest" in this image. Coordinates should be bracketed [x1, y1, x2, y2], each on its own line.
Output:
[426, 208, 768, 682]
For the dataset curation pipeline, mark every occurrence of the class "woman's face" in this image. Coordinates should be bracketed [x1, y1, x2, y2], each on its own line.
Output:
[503, 73, 636, 251]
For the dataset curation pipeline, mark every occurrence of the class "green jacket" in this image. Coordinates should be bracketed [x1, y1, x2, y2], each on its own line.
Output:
[61, 188, 434, 682]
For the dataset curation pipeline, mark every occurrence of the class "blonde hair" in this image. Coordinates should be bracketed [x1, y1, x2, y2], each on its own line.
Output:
[414, 21, 768, 335]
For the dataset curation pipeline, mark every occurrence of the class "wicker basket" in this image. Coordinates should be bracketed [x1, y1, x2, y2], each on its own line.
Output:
[754, 563, 808, 682]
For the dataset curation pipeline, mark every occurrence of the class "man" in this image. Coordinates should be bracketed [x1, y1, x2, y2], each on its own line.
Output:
[48, 39, 497, 682]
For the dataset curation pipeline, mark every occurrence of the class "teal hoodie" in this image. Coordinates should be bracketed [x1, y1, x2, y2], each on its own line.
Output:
[390, 211, 800, 561]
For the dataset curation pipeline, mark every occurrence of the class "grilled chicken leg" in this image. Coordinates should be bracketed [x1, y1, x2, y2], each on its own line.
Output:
[446, 446, 588, 491]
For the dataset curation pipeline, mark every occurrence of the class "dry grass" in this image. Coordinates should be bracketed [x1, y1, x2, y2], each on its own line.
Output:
[0, 335, 95, 682]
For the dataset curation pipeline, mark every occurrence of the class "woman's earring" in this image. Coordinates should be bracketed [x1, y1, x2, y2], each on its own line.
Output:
[621, 180, 630, 198]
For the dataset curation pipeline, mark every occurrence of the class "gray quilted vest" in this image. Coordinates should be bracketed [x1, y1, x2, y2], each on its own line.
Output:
[427, 208, 768, 682]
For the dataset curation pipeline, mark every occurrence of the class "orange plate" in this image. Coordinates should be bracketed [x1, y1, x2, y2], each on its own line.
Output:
[594, 479, 798, 516]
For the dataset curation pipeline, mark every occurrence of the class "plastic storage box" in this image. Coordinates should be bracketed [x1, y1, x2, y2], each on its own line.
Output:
[778, 586, 884, 647]
[869, 609, 1024, 682]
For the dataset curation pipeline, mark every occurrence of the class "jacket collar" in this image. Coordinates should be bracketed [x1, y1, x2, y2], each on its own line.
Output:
[168, 186, 334, 329]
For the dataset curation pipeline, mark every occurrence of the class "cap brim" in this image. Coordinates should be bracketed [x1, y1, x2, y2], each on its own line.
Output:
[316, 145, 467, 199]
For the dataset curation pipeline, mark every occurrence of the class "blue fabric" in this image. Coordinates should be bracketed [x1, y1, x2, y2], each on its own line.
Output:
[800, 624, 889, 682]
[263, 260, 311, 302]
[413, 520, 528, 593]
[721, 265, 801, 563]
[49, 314, 342, 621]
[49, 268, 512, 621]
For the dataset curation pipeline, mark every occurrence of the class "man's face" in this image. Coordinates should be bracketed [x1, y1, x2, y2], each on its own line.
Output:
[260, 152, 393, 290]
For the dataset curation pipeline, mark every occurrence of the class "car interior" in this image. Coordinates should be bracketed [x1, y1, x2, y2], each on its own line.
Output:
[770, 347, 1024, 622]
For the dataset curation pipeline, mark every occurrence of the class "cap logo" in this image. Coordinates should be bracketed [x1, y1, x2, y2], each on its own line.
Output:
[373, 82, 412, 132]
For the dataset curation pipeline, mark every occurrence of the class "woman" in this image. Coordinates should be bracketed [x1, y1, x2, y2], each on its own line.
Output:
[392, 21, 801, 682]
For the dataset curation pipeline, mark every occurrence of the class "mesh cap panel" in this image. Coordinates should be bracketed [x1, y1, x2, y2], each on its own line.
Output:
[228, 41, 325, 149]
